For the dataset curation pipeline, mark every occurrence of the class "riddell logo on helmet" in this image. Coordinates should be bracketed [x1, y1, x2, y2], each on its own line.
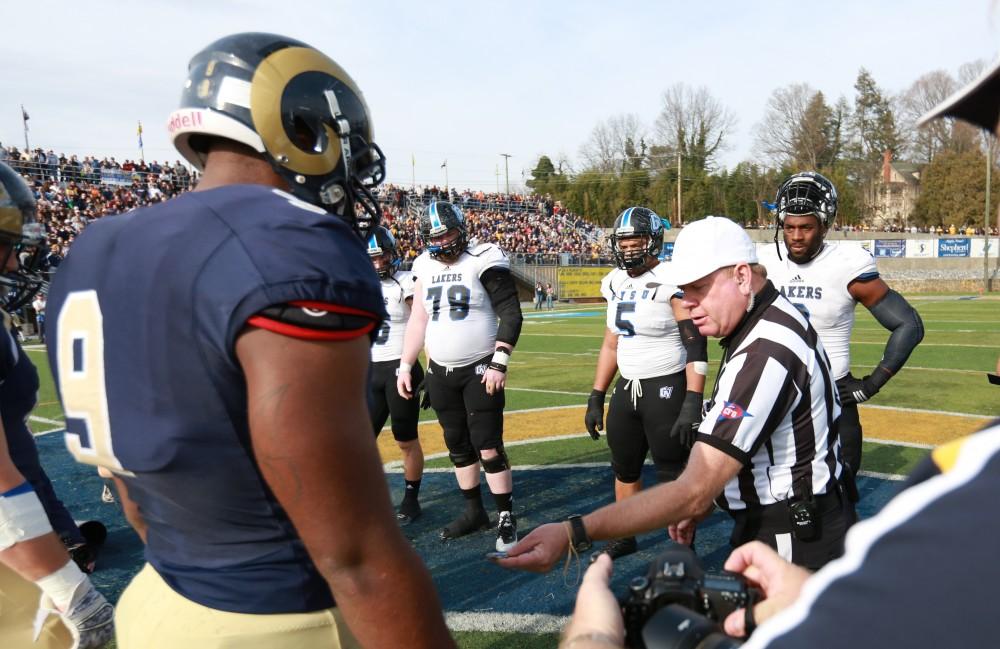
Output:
[167, 111, 205, 133]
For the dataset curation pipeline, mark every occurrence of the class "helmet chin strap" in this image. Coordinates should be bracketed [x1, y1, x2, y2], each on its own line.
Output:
[323, 89, 353, 175]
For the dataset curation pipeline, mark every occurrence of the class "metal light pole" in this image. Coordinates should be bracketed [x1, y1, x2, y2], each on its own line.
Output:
[676, 152, 683, 226]
[500, 153, 512, 194]
[986, 137, 993, 291]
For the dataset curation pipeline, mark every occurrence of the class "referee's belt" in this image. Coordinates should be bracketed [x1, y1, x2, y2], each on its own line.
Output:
[728, 484, 847, 528]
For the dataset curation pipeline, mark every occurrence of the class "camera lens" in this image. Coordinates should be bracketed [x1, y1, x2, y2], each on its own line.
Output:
[629, 576, 650, 594]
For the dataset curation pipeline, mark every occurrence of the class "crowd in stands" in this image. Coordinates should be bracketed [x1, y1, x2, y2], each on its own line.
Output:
[375, 184, 609, 264]
[0, 144, 197, 254]
[3, 145, 998, 266]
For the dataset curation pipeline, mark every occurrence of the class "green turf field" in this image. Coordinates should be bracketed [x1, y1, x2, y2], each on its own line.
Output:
[23, 294, 1000, 649]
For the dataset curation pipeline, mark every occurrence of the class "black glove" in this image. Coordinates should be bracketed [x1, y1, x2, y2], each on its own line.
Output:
[669, 391, 703, 448]
[416, 379, 432, 410]
[584, 389, 606, 440]
[836, 373, 880, 406]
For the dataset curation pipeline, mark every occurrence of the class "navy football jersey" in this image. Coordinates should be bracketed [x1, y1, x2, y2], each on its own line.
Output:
[0, 315, 84, 545]
[46, 185, 384, 614]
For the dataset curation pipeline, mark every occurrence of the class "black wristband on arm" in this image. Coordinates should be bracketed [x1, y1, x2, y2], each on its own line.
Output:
[677, 318, 707, 363]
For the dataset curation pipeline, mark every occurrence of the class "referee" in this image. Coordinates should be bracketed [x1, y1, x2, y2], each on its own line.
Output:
[500, 216, 853, 573]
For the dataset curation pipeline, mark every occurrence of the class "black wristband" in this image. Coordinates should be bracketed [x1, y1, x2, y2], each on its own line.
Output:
[488, 361, 508, 373]
[567, 514, 592, 552]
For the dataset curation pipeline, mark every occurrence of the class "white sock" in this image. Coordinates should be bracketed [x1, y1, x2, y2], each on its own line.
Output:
[35, 560, 86, 612]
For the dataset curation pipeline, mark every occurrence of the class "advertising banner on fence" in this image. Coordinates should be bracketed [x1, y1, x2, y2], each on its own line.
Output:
[100, 168, 134, 186]
[938, 238, 971, 257]
[557, 267, 609, 299]
[874, 239, 906, 257]
[905, 239, 935, 258]
[972, 237, 996, 258]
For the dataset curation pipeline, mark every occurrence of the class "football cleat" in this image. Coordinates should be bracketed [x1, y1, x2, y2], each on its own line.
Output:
[440, 507, 490, 540]
[396, 498, 422, 526]
[495, 511, 518, 553]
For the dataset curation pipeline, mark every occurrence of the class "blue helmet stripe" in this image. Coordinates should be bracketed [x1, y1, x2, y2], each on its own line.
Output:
[621, 207, 634, 229]
[367, 234, 379, 252]
[430, 202, 443, 231]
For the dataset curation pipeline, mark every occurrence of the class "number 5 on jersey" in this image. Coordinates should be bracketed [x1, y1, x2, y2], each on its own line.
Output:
[56, 290, 127, 473]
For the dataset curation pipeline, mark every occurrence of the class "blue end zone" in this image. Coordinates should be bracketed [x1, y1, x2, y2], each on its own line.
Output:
[36, 432, 899, 621]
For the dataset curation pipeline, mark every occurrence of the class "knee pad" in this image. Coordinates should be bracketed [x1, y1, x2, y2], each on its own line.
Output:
[612, 461, 642, 485]
[449, 450, 479, 469]
[0, 482, 53, 550]
[468, 409, 504, 450]
[479, 447, 510, 474]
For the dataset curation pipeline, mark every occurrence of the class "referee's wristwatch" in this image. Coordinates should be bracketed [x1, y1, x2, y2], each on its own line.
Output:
[566, 515, 592, 553]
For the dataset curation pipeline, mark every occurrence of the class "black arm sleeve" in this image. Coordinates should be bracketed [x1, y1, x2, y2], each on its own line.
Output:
[867, 289, 924, 385]
[481, 267, 523, 347]
[676, 318, 707, 363]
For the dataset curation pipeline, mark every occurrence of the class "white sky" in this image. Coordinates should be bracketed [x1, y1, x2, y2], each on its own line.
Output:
[3, 0, 999, 191]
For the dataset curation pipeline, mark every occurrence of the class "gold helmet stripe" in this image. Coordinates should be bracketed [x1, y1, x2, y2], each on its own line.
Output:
[250, 46, 366, 177]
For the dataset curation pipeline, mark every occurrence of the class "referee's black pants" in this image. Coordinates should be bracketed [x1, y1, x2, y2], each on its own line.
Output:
[729, 486, 856, 572]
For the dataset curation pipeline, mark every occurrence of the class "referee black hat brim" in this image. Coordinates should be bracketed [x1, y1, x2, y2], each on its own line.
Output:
[919, 57, 1000, 132]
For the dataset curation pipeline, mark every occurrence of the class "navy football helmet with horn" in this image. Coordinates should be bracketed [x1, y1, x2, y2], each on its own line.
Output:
[167, 32, 386, 238]
[0, 162, 47, 311]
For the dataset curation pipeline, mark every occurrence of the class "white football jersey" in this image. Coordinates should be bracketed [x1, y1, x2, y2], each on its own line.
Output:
[411, 242, 509, 367]
[371, 270, 415, 362]
[601, 263, 687, 380]
[759, 242, 878, 379]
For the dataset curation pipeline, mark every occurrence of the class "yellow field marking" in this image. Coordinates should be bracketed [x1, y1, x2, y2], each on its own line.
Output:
[857, 407, 988, 447]
[377, 404, 988, 463]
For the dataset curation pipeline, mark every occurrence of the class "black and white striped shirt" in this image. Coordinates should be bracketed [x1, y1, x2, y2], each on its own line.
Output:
[697, 281, 843, 511]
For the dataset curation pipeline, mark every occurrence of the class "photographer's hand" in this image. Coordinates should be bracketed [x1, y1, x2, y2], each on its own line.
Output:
[559, 554, 625, 649]
[722, 541, 811, 637]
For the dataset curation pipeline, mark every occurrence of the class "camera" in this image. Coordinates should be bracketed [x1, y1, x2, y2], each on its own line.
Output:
[622, 544, 759, 649]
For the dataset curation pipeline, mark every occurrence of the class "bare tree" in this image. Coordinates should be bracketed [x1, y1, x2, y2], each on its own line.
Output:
[579, 113, 646, 173]
[753, 83, 815, 167]
[653, 84, 736, 172]
[754, 84, 843, 170]
[958, 58, 988, 85]
[898, 70, 973, 162]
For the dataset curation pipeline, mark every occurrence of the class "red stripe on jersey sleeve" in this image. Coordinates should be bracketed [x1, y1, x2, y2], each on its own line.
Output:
[247, 315, 376, 341]
[289, 301, 378, 319]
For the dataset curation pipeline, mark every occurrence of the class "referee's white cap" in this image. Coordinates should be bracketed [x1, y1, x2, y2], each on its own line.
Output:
[918, 56, 1000, 131]
[666, 216, 757, 287]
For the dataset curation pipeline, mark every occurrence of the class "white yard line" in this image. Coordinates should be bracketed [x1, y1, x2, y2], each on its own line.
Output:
[446, 611, 567, 634]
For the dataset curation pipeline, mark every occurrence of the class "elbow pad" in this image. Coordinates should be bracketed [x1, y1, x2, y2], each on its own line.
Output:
[677, 318, 707, 364]
[481, 267, 523, 346]
[868, 289, 924, 377]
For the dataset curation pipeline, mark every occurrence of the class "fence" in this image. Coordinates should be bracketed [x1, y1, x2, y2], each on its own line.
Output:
[3, 158, 196, 191]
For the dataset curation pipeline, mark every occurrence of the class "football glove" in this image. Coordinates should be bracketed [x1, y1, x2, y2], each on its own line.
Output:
[669, 391, 703, 448]
[416, 379, 432, 410]
[836, 373, 880, 406]
[34, 579, 115, 649]
[584, 389, 605, 440]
